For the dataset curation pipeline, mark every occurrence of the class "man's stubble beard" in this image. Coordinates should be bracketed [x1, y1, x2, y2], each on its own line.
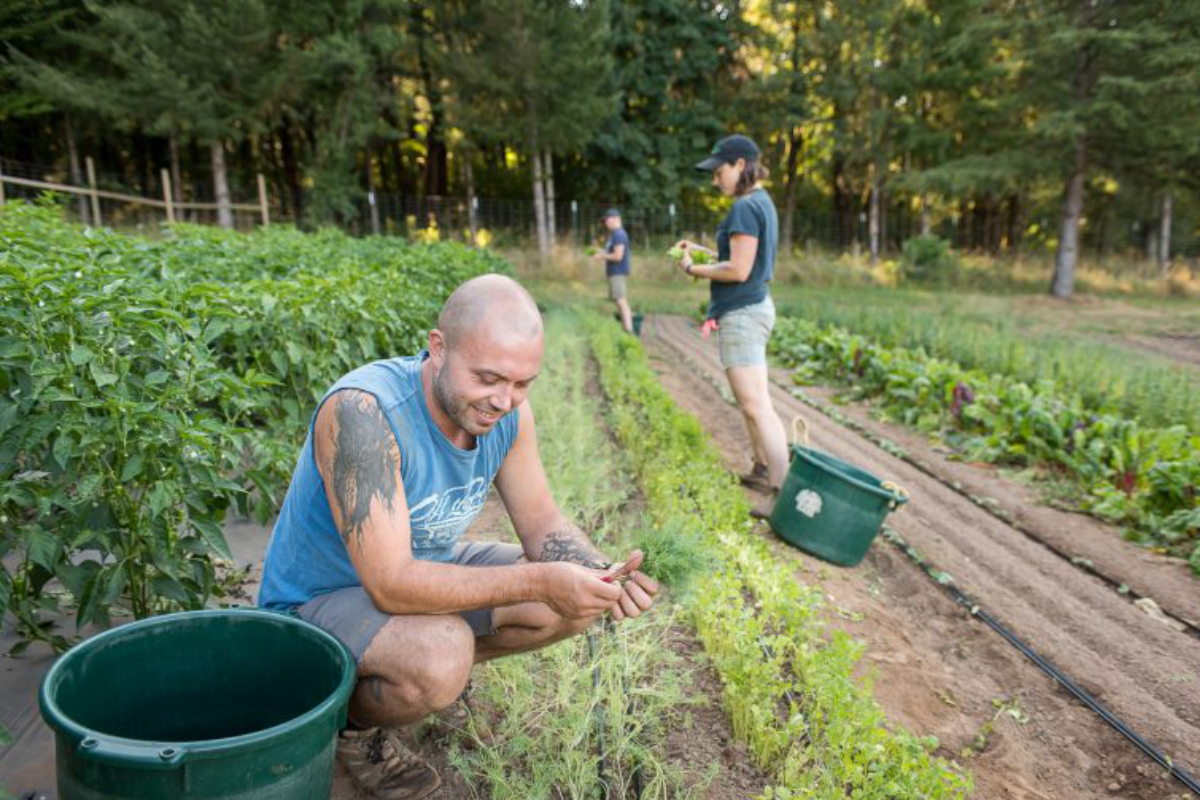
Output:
[432, 360, 483, 435]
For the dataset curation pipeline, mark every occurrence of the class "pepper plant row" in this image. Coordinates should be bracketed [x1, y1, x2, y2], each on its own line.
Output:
[770, 317, 1200, 573]
[588, 318, 971, 799]
[0, 201, 503, 648]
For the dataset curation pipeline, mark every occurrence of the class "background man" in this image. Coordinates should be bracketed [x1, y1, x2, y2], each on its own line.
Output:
[592, 208, 634, 333]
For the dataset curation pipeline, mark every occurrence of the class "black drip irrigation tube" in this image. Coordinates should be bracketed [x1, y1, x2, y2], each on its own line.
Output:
[588, 629, 609, 797]
[589, 619, 645, 800]
[884, 527, 1200, 798]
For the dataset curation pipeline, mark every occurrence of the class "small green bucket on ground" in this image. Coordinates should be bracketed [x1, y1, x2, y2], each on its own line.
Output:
[768, 417, 909, 566]
[40, 608, 356, 800]
[613, 311, 644, 336]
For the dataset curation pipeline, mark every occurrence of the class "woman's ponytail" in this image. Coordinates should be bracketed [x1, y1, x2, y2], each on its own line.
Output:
[735, 160, 769, 196]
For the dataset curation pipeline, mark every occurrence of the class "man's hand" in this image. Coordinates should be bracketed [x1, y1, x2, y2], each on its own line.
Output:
[602, 550, 660, 621]
[539, 562, 624, 619]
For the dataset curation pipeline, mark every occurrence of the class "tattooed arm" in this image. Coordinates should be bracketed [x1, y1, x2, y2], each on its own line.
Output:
[313, 390, 622, 619]
[537, 524, 611, 569]
[493, 401, 610, 566]
[495, 401, 661, 620]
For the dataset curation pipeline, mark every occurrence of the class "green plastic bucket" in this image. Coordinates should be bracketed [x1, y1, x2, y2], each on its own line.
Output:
[768, 417, 909, 566]
[40, 608, 356, 800]
[613, 311, 644, 336]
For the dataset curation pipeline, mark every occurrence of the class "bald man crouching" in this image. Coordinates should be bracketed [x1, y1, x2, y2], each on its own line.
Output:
[258, 275, 658, 800]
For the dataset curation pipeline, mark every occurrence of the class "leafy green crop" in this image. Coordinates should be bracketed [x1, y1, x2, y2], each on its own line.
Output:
[770, 316, 1200, 570]
[588, 316, 971, 799]
[0, 201, 503, 649]
[772, 289, 1200, 432]
[630, 520, 715, 591]
[667, 245, 714, 265]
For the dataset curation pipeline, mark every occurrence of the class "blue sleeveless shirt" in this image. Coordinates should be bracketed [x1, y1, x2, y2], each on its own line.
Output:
[258, 352, 520, 610]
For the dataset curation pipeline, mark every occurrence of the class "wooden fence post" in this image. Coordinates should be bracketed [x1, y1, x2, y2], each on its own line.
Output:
[0, 162, 6, 205]
[161, 168, 176, 225]
[257, 173, 269, 227]
[85, 156, 101, 226]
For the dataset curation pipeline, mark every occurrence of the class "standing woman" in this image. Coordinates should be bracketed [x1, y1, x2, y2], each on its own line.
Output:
[674, 135, 789, 516]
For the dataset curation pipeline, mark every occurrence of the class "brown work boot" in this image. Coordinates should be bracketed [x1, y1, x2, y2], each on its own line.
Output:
[739, 462, 773, 493]
[337, 727, 440, 800]
[749, 489, 779, 520]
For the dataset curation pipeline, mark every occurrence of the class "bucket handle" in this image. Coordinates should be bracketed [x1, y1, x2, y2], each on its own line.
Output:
[791, 415, 810, 448]
[880, 481, 910, 510]
[77, 736, 189, 769]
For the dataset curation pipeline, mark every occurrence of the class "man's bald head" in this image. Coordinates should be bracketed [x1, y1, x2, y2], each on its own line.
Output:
[427, 275, 543, 439]
[437, 274, 543, 351]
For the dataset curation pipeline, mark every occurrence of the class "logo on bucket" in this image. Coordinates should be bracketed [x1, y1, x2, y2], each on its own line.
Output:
[795, 489, 823, 519]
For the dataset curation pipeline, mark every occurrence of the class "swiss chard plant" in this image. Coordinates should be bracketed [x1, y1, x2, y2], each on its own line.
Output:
[771, 317, 1200, 572]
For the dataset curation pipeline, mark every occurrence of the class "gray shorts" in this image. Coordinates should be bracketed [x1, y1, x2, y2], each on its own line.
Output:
[296, 541, 524, 664]
[717, 296, 775, 369]
[607, 274, 628, 300]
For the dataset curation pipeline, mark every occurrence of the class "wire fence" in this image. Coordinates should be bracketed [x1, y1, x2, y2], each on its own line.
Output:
[2, 153, 1194, 277]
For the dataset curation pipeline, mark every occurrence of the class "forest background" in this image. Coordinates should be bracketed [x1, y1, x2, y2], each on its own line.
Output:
[4, 0, 1200, 296]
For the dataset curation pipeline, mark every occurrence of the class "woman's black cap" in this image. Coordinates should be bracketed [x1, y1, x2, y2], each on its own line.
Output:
[695, 134, 761, 172]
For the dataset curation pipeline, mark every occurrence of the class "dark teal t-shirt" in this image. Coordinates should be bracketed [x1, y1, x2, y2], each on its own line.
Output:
[605, 227, 631, 277]
[709, 188, 777, 319]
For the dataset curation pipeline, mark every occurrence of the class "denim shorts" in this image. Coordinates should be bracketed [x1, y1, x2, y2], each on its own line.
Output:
[717, 296, 775, 368]
[296, 541, 524, 663]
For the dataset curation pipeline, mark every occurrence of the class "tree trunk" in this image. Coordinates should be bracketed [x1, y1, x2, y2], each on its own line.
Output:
[1005, 194, 1021, 252]
[919, 192, 931, 237]
[781, 127, 802, 254]
[465, 155, 478, 244]
[424, 131, 448, 198]
[422, 100, 448, 197]
[985, 196, 1001, 254]
[879, 185, 888, 254]
[366, 149, 381, 236]
[956, 200, 970, 249]
[168, 133, 183, 204]
[397, 111, 418, 199]
[544, 149, 556, 244]
[832, 151, 849, 250]
[279, 126, 304, 223]
[188, 139, 203, 219]
[211, 140, 234, 230]
[1051, 143, 1087, 298]
[868, 168, 882, 264]
[415, 0, 448, 197]
[970, 197, 985, 251]
[64, 114, 89, 225]
[138, 131, 154, 197]
[531, 145, 548, 257]
[1159, 192, 1172, 277]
